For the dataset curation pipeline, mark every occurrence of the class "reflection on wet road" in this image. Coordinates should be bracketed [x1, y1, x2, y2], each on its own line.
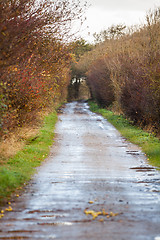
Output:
[0, 101, 160, 239]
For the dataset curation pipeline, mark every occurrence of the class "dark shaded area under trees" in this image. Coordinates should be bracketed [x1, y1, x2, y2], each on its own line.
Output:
[67, 39, 92, 101]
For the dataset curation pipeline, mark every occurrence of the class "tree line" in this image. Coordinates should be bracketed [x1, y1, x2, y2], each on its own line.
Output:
[0, 0, 87, 137]
[74, 7, 160, 135]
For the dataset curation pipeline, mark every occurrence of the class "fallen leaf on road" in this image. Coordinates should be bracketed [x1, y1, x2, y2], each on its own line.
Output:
[84, 209, 102, 219]
[5, 206, 13, 211]
[102, 208, 108, 215]
[84, 208, 119, 221]
[99, 218, 104, 222]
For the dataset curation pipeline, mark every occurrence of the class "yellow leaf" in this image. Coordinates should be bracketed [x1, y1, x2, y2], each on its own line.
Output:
[99, 218, 104, 222]
[5, 206, 12, 211]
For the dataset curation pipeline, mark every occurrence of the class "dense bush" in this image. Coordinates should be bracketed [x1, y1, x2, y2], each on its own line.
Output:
[0, 0, 86, 136]
[87, 57, 114, 106]
[75, 7, 160, 134]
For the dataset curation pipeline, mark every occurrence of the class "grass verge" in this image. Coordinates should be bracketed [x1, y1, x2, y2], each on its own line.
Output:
[0, 111, 58, 206]
[88, 101, 160, 169]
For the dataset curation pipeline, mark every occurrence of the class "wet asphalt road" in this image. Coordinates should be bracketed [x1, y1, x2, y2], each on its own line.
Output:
[0, 101, 160, 240]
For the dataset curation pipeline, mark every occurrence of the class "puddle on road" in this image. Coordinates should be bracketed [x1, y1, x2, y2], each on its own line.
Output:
[126, 151, 140, 155]
[26, 209, 69, 221]
[117, 145, 128, 148]
[130, 166, 155, 172]
[133, 177, 160, 194]
[51, 182, 64, 184]
[155, 237, 160, 240]
[28, 209, 53, 214]
[41, 214, 67, 218]
[7, 230, 38, 234]
[0, 237, 29, 239]
[135, 179, 160, 184]
[0, 233, 56, 239]
[38, 221, 73, 226]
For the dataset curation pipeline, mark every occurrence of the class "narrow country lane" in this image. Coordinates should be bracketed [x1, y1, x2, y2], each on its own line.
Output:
[0, 101, 160, 240]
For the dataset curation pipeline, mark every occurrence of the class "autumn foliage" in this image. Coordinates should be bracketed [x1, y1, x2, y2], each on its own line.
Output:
[0, 0, 86, 136]
[75, 7, 160, 134]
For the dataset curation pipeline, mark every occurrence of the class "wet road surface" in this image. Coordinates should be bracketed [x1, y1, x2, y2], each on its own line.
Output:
[0, 101, 160, 240]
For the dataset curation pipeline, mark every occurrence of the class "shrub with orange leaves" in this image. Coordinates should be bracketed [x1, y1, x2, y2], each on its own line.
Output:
[0, 0, 87, 136]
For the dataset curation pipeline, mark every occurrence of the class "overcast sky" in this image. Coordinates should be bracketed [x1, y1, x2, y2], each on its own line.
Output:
[78, 0, 160, 42]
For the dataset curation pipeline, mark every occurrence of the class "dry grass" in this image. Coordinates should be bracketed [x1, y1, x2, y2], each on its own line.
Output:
[0, 126, 39, 160]
[0, 108, 52, 161]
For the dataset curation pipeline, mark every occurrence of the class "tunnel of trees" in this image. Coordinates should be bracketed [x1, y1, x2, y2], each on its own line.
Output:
[1, 2, 160, 137]
[67, 39, 92, 101]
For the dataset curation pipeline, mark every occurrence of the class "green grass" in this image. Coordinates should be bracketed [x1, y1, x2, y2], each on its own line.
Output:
[0, 111, 58, 205]
[88, 101, 160, 169]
